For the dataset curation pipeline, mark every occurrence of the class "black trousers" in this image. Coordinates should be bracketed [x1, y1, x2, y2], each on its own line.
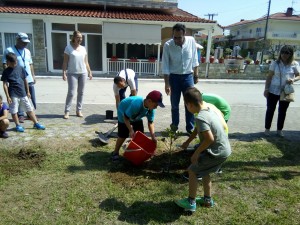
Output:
[265, 92, 290, 130]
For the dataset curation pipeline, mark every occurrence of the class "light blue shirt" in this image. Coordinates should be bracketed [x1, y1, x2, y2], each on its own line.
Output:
[117, 96, 155, 123]
[162, 36, 199, 75]
[2, 46, 34, 83]
[269, 60, 300, 95]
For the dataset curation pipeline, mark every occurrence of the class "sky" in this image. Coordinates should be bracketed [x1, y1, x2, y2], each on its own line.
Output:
[178, 0, 300, 26]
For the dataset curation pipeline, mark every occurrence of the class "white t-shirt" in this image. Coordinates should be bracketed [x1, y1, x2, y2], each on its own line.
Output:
[113, 69, 136, 95]
[64, 44, 87, 74]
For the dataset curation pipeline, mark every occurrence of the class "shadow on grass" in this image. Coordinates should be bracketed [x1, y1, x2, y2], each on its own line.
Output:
[222, 131, 300, 181]
[82, 114, 106, 125]
[229, 130, 300, 142]
[99, 198, 183, 224]
[68, 131, 300, 183]
[67, 148, 191, 183]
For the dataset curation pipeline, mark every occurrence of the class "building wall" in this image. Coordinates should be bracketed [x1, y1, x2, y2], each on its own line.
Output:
[32, 19, 47, 73]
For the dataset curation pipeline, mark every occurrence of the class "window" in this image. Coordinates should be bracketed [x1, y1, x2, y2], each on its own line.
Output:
[78, 24, 102, 33]
[256, 28, 261, 33]
[0, 33, 2, 54]
[52, 23, 75, 31]
[249, 29, 252, 34]
[237, 31, 240, 35]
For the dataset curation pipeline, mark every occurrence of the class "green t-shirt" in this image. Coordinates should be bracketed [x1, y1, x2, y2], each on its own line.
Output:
[202, 93, 231, 121]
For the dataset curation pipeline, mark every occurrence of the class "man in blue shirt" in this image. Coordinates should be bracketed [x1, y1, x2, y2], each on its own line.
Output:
[111, 90, 165, 161]
[2, 32, 37, 123]
[162, 23, 199, 135]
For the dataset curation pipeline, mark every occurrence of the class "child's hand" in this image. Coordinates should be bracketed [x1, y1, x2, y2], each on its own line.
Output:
[191, 151, 200, 165]
[27, 93, 31, 99]
[181, 141, 190, 150]
[129, 129, 135, 139]
[7, 97, 12, 104]
[151, 136, 157, 145]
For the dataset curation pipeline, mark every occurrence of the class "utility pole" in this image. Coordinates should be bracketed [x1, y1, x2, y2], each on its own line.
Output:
[204, 13, 218, 21]
[260, 0, 271, 63]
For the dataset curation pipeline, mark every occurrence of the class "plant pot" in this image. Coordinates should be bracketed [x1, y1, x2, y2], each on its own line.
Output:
[255, 60, 260, 65]
[201, 57, 206, 63]
[209, 57, 214, 63]
[219, 58, 224, 63]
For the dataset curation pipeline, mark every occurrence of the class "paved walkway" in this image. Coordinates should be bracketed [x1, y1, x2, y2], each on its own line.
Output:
[0, 78, 299, 142]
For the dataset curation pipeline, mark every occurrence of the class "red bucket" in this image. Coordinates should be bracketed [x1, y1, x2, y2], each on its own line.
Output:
[123, 131, 156, 165]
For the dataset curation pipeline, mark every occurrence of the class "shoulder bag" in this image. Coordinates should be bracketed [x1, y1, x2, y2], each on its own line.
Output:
[278, 62, 295, 102]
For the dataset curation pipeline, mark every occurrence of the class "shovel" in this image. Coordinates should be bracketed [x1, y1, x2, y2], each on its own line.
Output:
[95, 123, 118, 144]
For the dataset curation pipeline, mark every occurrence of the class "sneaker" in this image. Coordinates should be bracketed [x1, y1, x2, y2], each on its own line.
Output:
[111, 152, 120, 162]
[16, 125, 25, 132]
[0, 131, 9, 138]
[186, 129, 193, 135]
[195, 197, 214, 208]
[264, 129, 270, 136]
[175, 198, 196, 212]
[182, 172, 202, 181]
[216, 168, 223, 174]
[33, 123, 46, 130]
[277, 130, 284, 137]
[18, 116, 25, 123]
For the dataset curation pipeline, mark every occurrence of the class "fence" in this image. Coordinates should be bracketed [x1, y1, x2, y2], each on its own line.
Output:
[107, 58, 158, 76]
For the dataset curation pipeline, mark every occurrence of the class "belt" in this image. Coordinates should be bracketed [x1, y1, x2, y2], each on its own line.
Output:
[170, 73, 192, 76]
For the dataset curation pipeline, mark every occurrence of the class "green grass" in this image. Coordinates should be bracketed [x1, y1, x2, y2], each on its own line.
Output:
[0, 137, 299, 224]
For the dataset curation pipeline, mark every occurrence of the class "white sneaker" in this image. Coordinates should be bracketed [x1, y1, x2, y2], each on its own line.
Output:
[264, 129, 270, 136]
[277, 130, 284, 137]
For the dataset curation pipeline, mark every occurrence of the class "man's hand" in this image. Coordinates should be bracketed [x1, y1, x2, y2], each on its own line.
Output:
[165, 84, 171, 96]
[193, 76, 199, 84]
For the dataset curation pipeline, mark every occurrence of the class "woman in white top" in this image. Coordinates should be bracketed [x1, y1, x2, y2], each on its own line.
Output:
[62, 31, 92, 119]
[264, 45, 300, 137]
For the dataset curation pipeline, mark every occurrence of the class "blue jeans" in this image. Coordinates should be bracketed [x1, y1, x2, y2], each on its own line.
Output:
[119, 76, 139, 101]
[18, 82, 36, 117]
[169, 73, 194, 131]
[265, 92, 290, 130]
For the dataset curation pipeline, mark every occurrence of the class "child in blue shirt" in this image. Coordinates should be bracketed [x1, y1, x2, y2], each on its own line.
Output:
[111, 90, 165, 161]
[1, 52, 45, 132]
[0, 94, 9, 138]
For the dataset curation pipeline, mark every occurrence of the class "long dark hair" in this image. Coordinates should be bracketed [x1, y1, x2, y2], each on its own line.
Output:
[277, 45, 294, 65]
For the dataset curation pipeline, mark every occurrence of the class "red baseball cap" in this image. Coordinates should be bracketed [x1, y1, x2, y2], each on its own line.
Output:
[146, 90, 165, 108]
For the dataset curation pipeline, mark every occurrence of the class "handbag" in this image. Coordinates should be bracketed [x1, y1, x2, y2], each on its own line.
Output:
[280, 91, 295, 102]
[284, 84, 294, 94]
[278, 62, 295, 102]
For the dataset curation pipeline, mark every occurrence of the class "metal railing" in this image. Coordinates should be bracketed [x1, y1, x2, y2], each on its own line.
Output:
[107, 58, 158, 76]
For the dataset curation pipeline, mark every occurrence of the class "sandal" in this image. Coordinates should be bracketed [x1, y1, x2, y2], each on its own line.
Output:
[63, 112, 69, 119]
[76, 111, 83, 117]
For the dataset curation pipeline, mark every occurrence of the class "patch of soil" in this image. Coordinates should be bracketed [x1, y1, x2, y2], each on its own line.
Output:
[18, 148, 45, 166]
[0, 149, 46, 178]
[107, 148, 192, 186]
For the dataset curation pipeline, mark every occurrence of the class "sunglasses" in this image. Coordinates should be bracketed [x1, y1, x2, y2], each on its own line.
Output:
[281, 51, 291, 55]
